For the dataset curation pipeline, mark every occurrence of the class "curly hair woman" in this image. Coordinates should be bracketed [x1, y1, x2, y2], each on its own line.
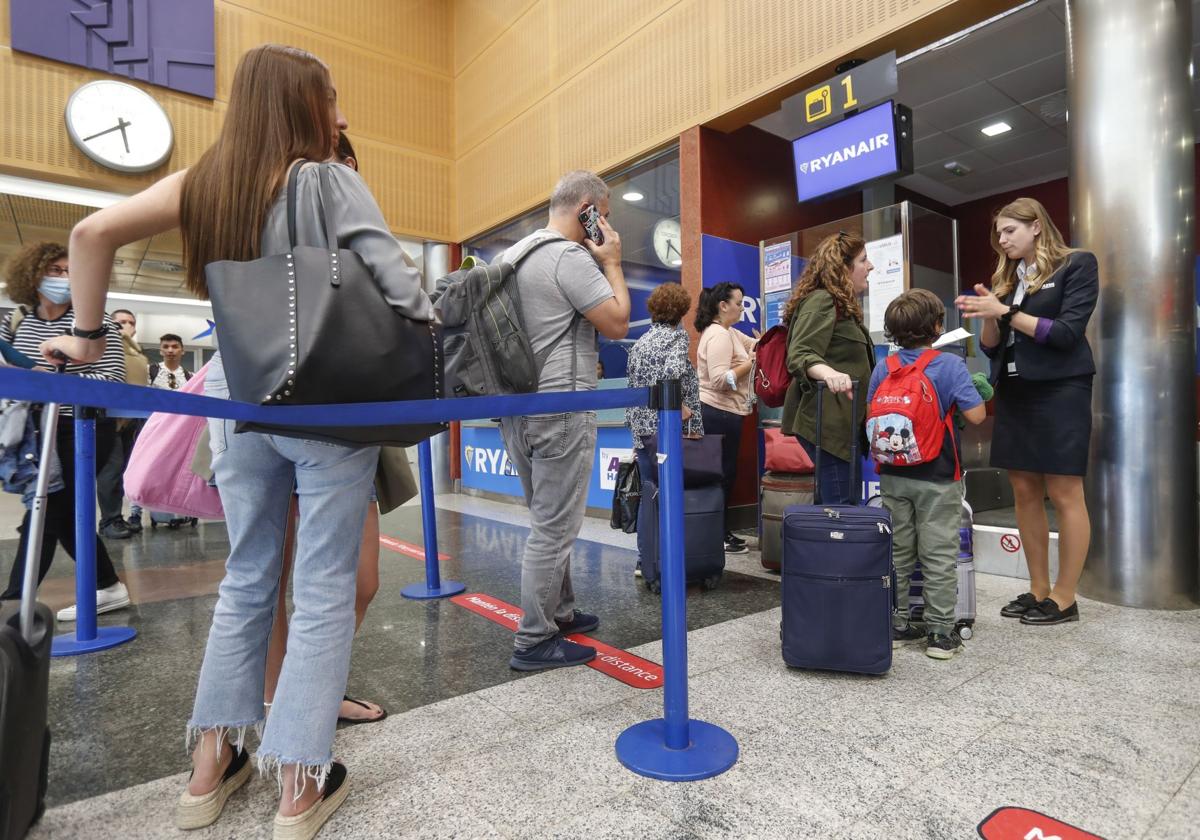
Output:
[0, 240, 129, 618]
[780, 231, 875, 505]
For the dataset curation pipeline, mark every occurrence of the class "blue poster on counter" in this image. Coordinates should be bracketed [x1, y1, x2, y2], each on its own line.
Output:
[701, 235, 761, 336]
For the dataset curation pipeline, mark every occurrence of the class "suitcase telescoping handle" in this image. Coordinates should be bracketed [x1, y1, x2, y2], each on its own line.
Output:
[19, 357, 66, 642]
[811, 379, 860, 507]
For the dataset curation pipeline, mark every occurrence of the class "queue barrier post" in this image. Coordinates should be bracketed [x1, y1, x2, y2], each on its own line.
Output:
[614, 379, 738, 781]
[401, 437, 465, 600]
[51, 409, 137, 656]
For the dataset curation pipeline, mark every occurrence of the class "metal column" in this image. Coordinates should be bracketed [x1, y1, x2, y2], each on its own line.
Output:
[1068, 0, 1199, 607]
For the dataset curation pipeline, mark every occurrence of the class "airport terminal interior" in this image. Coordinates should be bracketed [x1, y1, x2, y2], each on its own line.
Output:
[1, 0, 1199, 838]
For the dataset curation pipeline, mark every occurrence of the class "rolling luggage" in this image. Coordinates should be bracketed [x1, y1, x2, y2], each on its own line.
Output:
[781, 383, 893, 675]
[0, 401, 58, 839]
[759, 471, 814, 572]
[638, 479, 725, 595]
[149, 510, 197, 530]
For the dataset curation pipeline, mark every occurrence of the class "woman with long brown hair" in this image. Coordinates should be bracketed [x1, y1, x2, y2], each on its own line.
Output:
[43, 45, 431, 837]
[781, 232, 875, 505]
[956, 197, 1098, 626]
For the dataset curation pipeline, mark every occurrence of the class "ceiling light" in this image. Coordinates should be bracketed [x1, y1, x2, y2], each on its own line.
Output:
[980, 122, 1012, 137]
[622, 191, 644, 202]
[943, 161, 972, 177]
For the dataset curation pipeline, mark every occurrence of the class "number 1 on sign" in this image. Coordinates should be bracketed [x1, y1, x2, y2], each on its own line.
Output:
[841, 76, 858, 109]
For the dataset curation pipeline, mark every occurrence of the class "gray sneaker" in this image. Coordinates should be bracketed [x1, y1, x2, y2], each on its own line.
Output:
[926, 632, 964, 660]
[509, 635, 596, 672]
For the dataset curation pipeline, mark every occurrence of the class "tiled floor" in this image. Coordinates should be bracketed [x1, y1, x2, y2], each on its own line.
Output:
[11, 493, 1200, 839]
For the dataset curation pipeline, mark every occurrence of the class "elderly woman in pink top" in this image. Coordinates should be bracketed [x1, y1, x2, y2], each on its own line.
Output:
[695, 281, 757, 554]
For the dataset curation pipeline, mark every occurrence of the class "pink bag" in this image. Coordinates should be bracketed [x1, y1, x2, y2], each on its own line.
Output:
[124, 361, 224, 520]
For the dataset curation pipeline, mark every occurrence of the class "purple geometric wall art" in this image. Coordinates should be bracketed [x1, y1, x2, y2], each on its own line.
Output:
[10, 0, 215, 100]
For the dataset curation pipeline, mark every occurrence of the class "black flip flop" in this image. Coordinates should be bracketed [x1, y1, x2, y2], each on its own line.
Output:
[337, 695, 388, 726]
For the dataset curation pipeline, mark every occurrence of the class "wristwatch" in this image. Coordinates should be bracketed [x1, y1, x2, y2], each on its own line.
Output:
[998, 304, 1019, 326]
[71, 324, 108, 340]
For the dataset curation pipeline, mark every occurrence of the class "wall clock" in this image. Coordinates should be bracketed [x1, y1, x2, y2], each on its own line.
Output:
[652, 217, 682, 267]
[65, 80, 174, 173]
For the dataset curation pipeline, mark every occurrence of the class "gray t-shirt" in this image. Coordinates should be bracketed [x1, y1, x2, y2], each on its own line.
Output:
[503, 229, 612, 392]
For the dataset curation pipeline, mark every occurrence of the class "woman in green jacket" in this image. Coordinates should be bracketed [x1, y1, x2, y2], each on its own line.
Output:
[781, 231, 875, 505]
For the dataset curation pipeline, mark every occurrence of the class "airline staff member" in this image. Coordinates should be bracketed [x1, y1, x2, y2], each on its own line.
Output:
[956, 197, 1098, 627]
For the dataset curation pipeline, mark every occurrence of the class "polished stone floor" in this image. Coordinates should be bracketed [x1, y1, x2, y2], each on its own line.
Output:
[11, 493, 1200, 839]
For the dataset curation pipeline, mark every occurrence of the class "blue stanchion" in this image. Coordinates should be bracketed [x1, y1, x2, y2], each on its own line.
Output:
[615, 380, 738, 781]
[401, 438, 465, 601]
[51, 411, 136, 657]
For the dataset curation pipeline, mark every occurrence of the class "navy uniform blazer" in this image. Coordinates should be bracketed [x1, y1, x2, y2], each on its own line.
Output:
[980, 251, 1099, 383]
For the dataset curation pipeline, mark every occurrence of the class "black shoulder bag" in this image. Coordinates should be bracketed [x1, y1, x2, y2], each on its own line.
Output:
[205, 161, 444, 447]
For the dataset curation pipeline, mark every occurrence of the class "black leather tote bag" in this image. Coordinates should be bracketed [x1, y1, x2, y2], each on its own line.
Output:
[206, 161, 444, 447]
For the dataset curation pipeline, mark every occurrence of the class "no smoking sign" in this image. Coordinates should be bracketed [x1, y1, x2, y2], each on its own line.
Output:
[1000, 534, 1022, 554]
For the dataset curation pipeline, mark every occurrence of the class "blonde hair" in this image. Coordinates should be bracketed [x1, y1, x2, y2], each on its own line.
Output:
[990, 197, 1078, 298]
[782, 231, 865, 325]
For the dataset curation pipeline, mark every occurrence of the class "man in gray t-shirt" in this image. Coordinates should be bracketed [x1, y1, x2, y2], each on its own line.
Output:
[499, 170, 631, 671]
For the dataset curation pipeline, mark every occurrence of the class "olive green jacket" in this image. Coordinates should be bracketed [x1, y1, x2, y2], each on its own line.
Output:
[780, 290, 875, 462]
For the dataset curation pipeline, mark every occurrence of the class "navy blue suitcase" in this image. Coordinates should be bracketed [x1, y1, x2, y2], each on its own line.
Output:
[781, 382, 893, 674]
[638, 479, 725, 594]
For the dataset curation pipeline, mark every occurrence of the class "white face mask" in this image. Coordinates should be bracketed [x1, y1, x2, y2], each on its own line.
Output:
[38, 277, 71, 305]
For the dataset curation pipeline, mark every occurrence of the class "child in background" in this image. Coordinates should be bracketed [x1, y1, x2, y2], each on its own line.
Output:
[867, 290, 988, 659]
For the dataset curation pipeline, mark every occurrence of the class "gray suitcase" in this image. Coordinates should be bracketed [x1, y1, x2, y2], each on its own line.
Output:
[759, 471, 814, 571]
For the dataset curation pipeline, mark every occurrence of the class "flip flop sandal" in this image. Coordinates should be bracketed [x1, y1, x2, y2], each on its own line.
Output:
[337, 695, 388, 726]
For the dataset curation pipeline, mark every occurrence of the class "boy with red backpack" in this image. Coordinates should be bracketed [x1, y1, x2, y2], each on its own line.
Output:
[866, 289, 988, 660]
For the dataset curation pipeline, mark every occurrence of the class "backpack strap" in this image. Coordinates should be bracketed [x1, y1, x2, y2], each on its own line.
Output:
[507, 232, 584, 392]
[912, 348, 940, 374]
[7, 305, 26, 338]
[885, 354, 902, 374]
[148, 363, 159, 383]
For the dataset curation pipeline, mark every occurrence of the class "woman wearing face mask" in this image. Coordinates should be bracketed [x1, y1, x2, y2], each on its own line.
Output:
[781, 231, 875, 506]
[695, 281, 757, 554]
[956, 197, 1098, 626]
[0, 241, 129, 617]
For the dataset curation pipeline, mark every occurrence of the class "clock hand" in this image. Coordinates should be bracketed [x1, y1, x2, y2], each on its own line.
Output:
[666, 239, 682, 259]
[115, 117, 132, 154]
[80, 122, 125, 143]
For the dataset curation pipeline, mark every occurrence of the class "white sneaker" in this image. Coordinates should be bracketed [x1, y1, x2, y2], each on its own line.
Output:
[56, 582, 131, 622]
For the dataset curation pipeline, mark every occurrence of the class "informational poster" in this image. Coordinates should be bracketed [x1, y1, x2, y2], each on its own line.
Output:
[763, 241, 793, 295]
[598, 447, 634, 490]
[865, 233, 905, 332]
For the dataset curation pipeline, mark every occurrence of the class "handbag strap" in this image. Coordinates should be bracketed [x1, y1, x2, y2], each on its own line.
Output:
[285, 159, 307, 252]
[284, 160, 342, 285]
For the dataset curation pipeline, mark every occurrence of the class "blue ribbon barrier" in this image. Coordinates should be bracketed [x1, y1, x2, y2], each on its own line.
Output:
[0, 368, 738, 781]
[614, 380, 739, 781]
[401, 439, 465, 600]
[51, 410, 137, 657]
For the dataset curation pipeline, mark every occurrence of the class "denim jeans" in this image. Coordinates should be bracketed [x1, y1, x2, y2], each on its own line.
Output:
[499, 411, 597, 650]
[795, 436, 854, 506]
[189, 355, 378, 782]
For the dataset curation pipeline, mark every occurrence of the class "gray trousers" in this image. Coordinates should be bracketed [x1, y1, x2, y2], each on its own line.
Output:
[499, 411, 597, 650]
[880, 473, 963, 636]
[97, 421, 139, 523]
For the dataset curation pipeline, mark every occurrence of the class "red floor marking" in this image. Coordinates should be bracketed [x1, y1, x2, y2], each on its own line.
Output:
[978, 807, 1106, 840]
[379, 535, 449, 562]
[450, 593, 663, 690]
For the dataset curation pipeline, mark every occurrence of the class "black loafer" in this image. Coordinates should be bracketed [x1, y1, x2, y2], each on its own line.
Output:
[1020, 598, 1080, 626]
[1000, 592, 1039, 618]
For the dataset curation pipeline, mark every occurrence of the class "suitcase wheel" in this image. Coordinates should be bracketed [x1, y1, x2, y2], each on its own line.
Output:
[701, 574, 721, 591]
[957, 620, 974, 641]
[150, 520, 158, 529]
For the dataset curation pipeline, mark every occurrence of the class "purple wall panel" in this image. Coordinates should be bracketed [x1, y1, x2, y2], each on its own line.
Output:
[11, 0, 215, 99]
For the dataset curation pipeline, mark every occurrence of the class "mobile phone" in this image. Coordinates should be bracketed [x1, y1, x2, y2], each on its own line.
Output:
[578, 205, 605, 245]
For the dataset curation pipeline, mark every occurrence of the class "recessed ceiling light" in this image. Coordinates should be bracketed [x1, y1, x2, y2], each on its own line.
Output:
[622, 191, 644, 202]
[943, 161, 972, 177]
[980, 122, 1012, 137]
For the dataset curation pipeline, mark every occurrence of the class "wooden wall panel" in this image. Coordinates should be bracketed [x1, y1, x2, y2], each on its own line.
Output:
[455, 1, 549, 155]
[0, 0, 455, 242]
[548, 0, 679, 82]
[224, 0, 452, 74]
[453, 0, 538, 75]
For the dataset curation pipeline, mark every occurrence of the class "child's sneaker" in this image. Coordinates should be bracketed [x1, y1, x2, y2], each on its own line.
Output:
[892, 623, 925, 648]
[925, 631, 964, 660]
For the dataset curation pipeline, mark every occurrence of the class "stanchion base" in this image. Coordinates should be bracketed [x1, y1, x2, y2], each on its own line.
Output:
[51, 625, 137, 657]
[401, 580, 466, 600]
[615, 718, 738, 782]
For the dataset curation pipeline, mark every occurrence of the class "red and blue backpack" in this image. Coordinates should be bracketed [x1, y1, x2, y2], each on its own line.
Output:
[865, 349, 960, 479]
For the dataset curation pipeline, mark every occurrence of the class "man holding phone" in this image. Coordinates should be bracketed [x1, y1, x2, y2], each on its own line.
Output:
[499, 170, 631, 671]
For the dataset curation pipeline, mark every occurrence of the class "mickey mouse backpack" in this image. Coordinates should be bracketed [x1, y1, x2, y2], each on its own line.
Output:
[865, 349, 960, 478]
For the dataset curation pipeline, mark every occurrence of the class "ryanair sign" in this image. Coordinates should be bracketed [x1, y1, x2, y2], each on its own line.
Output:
[792, 101, 912, 202]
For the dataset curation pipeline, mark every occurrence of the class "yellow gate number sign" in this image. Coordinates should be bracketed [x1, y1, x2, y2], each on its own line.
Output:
[804, 77, 859, 125]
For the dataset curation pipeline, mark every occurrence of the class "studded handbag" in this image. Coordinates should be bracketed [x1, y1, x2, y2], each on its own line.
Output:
[205, 160, 445, 447]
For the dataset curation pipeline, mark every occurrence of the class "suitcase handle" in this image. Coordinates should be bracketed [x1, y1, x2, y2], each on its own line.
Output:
[812, 380, 860, 507]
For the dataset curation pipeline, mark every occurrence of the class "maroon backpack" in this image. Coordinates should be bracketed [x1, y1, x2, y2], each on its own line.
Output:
[752, 323, 792, 408]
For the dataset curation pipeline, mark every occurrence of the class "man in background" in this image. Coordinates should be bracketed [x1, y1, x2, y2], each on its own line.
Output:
[97, 309, 149, 539]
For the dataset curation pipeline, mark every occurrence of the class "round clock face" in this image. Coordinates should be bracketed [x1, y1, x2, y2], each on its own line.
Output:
[652, 218, 682, 267]
[65, 81, 174, 173]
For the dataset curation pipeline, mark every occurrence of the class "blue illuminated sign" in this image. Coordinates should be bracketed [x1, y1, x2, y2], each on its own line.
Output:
[792, 101, 904, 202]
